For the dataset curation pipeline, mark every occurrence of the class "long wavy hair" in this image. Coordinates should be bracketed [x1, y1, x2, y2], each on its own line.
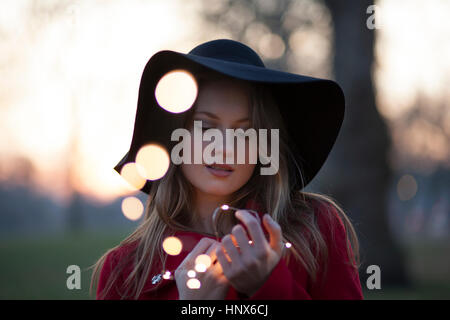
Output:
[90, 69, 361, 299]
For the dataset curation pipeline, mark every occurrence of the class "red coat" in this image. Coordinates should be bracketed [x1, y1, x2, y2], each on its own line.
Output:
[97, 199, 364, 300]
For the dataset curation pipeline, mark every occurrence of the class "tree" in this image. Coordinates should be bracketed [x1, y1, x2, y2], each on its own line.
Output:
[322, 0, 408, 286]
[198, 0, 409, 286]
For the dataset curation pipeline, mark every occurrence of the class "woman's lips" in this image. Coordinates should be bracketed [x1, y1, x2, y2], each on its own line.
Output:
[205, 163, 234, 177]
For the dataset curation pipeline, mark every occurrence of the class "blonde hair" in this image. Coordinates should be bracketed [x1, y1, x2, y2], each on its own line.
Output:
[90, 70, 360, 299]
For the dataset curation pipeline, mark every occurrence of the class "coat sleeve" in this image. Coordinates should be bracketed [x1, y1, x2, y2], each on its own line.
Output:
[309, 203, 364, 299]
[241, 202, 363, 300]
[242, 257, 312, 300]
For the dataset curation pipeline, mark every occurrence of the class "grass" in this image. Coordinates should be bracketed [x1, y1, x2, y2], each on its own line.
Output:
[0, 229, 131, 299]
[363, 282, 450, 299]
[363, 238, 450, 299]
[0, 230, 449, 299]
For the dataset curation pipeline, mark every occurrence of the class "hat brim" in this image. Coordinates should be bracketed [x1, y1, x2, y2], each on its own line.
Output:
[114, 50, 345, 194]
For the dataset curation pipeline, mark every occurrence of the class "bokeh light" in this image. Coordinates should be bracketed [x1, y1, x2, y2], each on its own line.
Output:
[195, 254, 212, 269]
[0, 0, 200, 204]
[135, 144, 170, 181]
[397, 174, 418, 201]
[162, 236, 183, 255]
[187, 270, 196, 278]
[162, 271, 171, 280]
[195, 263, 207, 273]
[119, 162, 147, 191]
[186, 278, 201, 289]
[258, 33, 285, 59]
[121, 196, 144, 221]
[154, 69, 198, 113]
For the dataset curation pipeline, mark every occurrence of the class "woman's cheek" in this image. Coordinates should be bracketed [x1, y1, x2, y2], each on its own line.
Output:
[233, 164, 256, 187]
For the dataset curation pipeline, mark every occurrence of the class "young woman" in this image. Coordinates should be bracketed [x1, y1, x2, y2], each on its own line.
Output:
[91, 39, 363, 300]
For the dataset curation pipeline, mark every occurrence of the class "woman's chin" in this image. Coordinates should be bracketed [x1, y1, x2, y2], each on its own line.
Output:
[197, 183, 237, 197]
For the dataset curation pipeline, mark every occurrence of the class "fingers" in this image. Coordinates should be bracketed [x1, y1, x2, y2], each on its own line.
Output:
[191, 237, 217, 257]
[262, 214, 284, 253]
[205, 241, 220, 263]
[231, 224, 252, 255]
[179, 237, 216, 270]
[216, 243, 231, 274]
[208, 261, 228, 285]
[210, 257, 224, 274]
[202, 242, 228, 283]
[221, 234, 242, 264]
[235, 210, 268, 250]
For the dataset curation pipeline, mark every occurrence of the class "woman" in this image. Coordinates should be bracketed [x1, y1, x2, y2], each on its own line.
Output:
[90, 39, 363, 300]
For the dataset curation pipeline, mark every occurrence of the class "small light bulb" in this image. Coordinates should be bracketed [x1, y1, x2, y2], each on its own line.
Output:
[162, 236, 183, 255]
[221, 204, 229, 210]
[285, 242, 292, 248]
[195, 254, 212, 268]
[162, 271, 171, 279]
[187, 270, 196, 278]
[248, 240, 253, 244]
[195, 263, 207, 273]
[186, 278, 201, 289]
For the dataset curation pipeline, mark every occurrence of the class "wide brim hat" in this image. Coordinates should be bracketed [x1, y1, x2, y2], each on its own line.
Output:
[114, 39, 345, 194]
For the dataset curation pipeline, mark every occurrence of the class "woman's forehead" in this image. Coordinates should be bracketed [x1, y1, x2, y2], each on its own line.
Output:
[194, 80, 251, 119]
[194, 110, 249, 123]
[193, 107, 250, 123]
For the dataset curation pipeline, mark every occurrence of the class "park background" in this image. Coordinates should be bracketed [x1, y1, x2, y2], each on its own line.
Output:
[0, 0, 449, 299]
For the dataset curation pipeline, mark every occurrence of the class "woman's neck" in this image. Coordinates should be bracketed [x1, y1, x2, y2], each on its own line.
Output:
[191, 190, 230, 235]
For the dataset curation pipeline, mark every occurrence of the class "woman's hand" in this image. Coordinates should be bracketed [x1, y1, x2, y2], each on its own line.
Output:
[216, 210, 284, 297]
[175, 238, 230, 300]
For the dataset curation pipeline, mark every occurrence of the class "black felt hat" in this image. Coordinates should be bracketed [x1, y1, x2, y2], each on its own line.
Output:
[114, 39, 345, 194]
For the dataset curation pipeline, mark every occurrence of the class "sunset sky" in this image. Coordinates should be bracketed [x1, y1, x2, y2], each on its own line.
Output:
[0, 0, 448, 205]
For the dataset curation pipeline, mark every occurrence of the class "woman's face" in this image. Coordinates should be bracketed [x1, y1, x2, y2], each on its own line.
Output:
[181, 78, 256, 198]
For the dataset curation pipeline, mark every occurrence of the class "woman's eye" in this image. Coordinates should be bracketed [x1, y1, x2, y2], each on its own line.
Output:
[192, 121, 213, 131]
[236, 128, 250, 134]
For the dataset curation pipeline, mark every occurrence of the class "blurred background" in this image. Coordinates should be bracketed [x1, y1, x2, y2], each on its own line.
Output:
[0, 0, 449, 299]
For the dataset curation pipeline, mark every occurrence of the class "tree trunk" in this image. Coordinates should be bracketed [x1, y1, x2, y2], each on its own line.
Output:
[321, 0, 409, 286]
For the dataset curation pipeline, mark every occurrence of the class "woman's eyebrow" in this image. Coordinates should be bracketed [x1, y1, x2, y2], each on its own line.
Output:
[194, 111, 249, 123]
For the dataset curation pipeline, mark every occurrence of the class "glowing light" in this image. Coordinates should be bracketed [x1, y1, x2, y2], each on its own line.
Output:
[121, 196, 144, 221]
[285, 242, 292, 248]
[397, 174, 418, 201]
[221, 204, 230, 210]
[187, 270, 196, 278]
[248, 240, 253, 245]
[162, 236, 183, 256]
[258, 33, 285, 59]
[186, 278, 201, 289]
[135, 144, 170, 180]
[195, 254, 212, 269]
[195, 263, 207, 273]
[120, 162, 147, 190]
[154, 69, 198, 113]
[0, 0, 196, 204]
[162, 271, 171, 280]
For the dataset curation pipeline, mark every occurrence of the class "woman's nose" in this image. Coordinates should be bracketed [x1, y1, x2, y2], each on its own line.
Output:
[212, 129, 237, 164]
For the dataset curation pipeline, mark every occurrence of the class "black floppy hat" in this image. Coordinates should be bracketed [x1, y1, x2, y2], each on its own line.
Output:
[114, 39, 345, 194]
